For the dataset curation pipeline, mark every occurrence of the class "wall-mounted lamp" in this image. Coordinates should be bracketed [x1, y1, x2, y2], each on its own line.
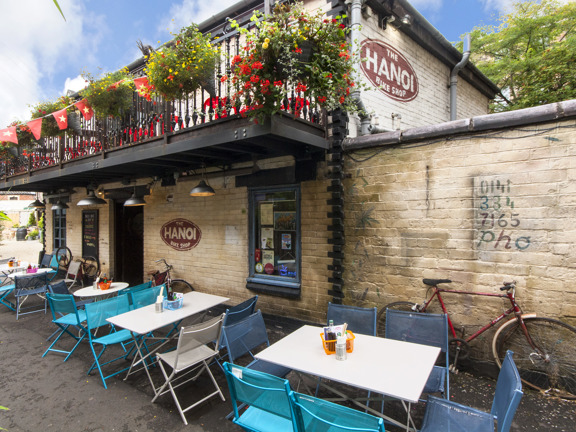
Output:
[190, 164, 215, 197]
[124, 187, 147, 207]
[77, 189, 107, 206]
[401, 14, 413, 26]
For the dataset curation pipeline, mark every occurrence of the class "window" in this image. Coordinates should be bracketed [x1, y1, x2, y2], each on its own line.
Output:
[52, 208, 67, 250]
[247, 186, 300, 297]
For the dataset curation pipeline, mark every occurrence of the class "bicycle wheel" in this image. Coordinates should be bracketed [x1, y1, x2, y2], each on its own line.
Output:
[493, 317, 576, 399]
[54, 247, 72, 270]
[81, 256, 100, 278]
[377, 301, 418, 337]
[170, 279, 194, 294]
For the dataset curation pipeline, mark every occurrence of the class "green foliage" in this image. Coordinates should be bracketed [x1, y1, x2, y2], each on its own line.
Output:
[38, 213, 44, 230]
[81, 69, 135, 118]
[26, 229, 39, 239]
[27, 212, 36, 227]
[0, 211, 9, 222]
[465, 0, 576, 112]
[30, 96, 75, 138]
[145, 24, 218, 101]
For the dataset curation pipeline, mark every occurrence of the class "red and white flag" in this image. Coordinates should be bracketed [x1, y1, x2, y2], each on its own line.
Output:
[74, 99, 94, 121]
[27, 118, 43, 140]
[52, 108, 68, 130]
[134, 76, 150, 91]
[0, 126, 18, 144]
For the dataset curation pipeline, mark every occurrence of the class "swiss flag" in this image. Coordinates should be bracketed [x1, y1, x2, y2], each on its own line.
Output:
[52, 108, 68, 130]
[0, 126, 18, 144]
[27, 118, 43, 140]
[74, 99, 94, 121]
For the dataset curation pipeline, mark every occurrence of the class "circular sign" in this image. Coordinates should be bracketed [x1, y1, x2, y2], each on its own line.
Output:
[264, 263, 274, 275]
[255, 262, 264, 273]
[160, 218, 202, 251]
[360, 39, 419, 102]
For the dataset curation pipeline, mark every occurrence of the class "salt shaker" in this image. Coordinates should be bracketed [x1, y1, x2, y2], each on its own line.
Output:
[335, 335, 347, 361]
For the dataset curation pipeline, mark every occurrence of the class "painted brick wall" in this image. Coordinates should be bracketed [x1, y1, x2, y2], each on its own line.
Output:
[343, 118, 576, 357]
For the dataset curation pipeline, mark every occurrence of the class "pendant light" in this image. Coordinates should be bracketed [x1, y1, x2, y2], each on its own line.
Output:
[124, 187, 147, 207]
[28, 199, 45, 209]
[189, 164, 215, 197]
[51, 200, 69, 210]
[77, 189, 107, 206]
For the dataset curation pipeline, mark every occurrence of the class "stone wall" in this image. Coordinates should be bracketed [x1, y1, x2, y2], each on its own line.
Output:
[342, 102, 576, 357]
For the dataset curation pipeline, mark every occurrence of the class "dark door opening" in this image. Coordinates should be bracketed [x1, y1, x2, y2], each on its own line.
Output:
[114, 201, 144, 286]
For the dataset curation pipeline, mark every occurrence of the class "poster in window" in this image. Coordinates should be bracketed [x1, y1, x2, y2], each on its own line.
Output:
[261, 227, 274, 249]
[281, 233, 292, 250]
[274, 211, 296, 231]
[261, 203, 274, 226]
[262, 250, 274, 274]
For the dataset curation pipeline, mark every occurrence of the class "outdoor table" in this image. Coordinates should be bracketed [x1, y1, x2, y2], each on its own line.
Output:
[73, 282, 129, 298]
[6, 267, 57, 278]
[255, 324, 440, 432]
[106, 291, 229, 391]
[0, 262, 28, 284]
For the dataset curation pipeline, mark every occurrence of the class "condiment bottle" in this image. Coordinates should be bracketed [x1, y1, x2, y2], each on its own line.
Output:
[335, 335, 347, 361]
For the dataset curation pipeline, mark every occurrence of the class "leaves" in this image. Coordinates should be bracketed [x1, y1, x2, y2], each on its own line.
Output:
[466, 0, 576, 112]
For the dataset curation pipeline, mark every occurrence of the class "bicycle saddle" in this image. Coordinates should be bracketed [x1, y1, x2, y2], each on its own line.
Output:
[422, 278, 452, 286]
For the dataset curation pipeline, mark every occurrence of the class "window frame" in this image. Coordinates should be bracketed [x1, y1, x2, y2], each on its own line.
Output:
[246, 184, 301, 297]
[52, 208, 67, 250]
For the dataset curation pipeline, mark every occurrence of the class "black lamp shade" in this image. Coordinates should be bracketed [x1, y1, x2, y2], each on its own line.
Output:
[189, 180, 215, 197]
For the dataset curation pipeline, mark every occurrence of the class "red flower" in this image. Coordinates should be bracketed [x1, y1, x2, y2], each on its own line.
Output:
[318, 96, 327, 103]
[294, 47, 302, 54]
[232, 55, 242, 65]
[339, 24, 346, 29]
[220, 75, 228, 83]
[252, 61, 263, 70]
[250, 75, 260, 83]
[296, 83, 307, 93]
[339, 96, 345, 104]
[274, 80, 283, 87]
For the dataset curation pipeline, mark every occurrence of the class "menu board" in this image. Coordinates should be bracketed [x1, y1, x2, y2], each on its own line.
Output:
[82, 210, 99, 258]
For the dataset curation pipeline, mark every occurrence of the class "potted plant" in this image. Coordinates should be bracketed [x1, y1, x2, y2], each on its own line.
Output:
[26, 229, 39, 241]
[81, 68, 135, 118]
[145, 24, 219, 101]
[30, 96, 75, 138]
[227, 2, 360, 123]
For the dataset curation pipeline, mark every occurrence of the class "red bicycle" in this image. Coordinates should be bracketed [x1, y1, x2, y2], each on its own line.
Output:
[148, 258, 194, 294]
[378, 278, 576, 399]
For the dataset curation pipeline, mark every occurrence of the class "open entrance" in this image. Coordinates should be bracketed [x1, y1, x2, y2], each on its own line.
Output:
[114, 201, 144, 286]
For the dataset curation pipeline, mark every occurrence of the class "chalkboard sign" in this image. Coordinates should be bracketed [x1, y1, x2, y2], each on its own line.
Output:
[82, 210, 99, 258]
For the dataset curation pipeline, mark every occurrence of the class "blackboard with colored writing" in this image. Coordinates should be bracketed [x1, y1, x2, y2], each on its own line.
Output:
[82, 210, 99, 258]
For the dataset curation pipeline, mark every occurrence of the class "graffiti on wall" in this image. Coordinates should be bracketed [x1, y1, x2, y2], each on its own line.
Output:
[474, 177, 531, 250]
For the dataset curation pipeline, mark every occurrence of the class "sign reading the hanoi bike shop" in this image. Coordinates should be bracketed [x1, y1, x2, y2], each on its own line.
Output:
[360, 39, 419, 102]
[161, 219, 202, 251]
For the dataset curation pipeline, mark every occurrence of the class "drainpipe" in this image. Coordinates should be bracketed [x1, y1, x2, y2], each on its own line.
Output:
[450, 34, 471, 121]
[349, 0, 371, 136]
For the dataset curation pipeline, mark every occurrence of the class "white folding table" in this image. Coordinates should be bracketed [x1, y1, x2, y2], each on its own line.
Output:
[255, 325, 440, 431]
[107, 291, 229, 390]
[74, 282, 129, 298]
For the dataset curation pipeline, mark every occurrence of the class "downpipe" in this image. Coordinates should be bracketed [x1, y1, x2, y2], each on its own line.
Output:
[349, 0, 371, 135]
[449, 34, 471, 121]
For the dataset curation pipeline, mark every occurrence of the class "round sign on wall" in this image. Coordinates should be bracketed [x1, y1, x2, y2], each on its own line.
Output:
[160, 218, 202, 251]
[360, 39, 419, 102]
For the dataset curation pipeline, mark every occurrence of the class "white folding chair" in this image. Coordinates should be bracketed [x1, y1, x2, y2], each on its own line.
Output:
[64, 261, 83, 289]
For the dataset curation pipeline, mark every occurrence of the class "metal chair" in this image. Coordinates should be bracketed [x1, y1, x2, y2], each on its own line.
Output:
[39, 253, 57, 281]
[45, 281, 92, 341]
[420, 350, 523, 432]
[222, 362, 295, 432]
[0, 256, 16, 287]
[43, 293, 88, 361]
[152, 314, 226, 425]
[289, 391, 386, 432]
[221, 309, 291, 378]
[326, 302, 378, 336]
[385, 309, 450, 399]
[217, 295, 258, 363]
[14, 272, 48, 320]
[63, 260, 83, 289]
[85, 295, 136, 389]
[126, 283, 162, 309]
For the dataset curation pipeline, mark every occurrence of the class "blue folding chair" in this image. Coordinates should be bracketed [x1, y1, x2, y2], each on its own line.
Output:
[326, 302, 378, 336]
[386, 309, 450, 400]
[420, 350, 523, 432]
[216, 295, 258, 363]
[39, 253, 57, 282]
[45, 281, 92, 342]
[14, 273, 48, 320]
[289, 391, 386, 432]
[43, 293, 88, 361]
[0, 280, 16, 311]
[119, 281, 153, 305]
[222, 362, 295, 432]
[221, 309, 291, 378]
[85, 295, 136, 389]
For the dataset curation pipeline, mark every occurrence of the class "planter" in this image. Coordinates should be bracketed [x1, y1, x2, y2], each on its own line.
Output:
[16, 228, 27, 241]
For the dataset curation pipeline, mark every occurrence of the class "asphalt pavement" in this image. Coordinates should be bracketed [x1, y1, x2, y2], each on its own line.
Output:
[1, 239, 575, 431]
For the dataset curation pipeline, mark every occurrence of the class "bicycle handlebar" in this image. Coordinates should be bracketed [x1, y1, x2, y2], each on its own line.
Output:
[500, 281, 516, 291]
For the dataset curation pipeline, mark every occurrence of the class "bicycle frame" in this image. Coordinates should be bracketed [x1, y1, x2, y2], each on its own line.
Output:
[420, 286, 523, 344]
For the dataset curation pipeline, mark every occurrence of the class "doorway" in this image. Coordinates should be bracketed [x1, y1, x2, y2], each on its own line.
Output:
[114, 201, 144, 286]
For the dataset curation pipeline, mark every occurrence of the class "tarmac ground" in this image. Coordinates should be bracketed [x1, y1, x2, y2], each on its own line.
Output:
[1, 239, 575, 431]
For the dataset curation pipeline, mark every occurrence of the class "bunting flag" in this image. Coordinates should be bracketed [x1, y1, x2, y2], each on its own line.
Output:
[0, 126, 18, 144]
[134, 76, 150, 91]
[74, 98, 94, 121]
[52, 108, 68, 130]
[27, 118, 43, 140]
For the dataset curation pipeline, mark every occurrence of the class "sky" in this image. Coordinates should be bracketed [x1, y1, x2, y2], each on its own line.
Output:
[0, 0, 567, 128]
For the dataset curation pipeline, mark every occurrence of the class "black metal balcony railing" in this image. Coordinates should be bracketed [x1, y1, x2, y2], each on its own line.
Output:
[1, 29, 327, 181]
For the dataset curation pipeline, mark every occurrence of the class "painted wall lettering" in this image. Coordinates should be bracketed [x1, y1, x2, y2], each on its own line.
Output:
[160, 218, 202, 251]
[360, 39, 419, 102]
[474, 177, 531, 251]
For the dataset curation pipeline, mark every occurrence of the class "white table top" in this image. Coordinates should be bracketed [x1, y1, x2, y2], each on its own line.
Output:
[74, 282, 129, 298]
[0, 263, 28, 273]
[7, 268, 56, 278]
[255, 325, 440, 404]
[107, 291, 229, 334]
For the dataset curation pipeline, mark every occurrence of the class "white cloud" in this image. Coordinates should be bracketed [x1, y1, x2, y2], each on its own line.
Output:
[159, 0, 246, 36]
[0, 0, 95, 127]
[63, 75, 89, 95]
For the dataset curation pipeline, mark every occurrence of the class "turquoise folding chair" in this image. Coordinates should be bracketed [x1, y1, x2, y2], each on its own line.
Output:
[118, 281, 153, 306]
[420, 350, 523, 432]
[289, 391, 387, 432]
[85, 295, 136, 389]
[43, 293, 88, 361]
[128, 284, 165, 309]
[0, 280, 16, 311]
[39, 253, 58, 282]
[222, 362, 295, 432]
